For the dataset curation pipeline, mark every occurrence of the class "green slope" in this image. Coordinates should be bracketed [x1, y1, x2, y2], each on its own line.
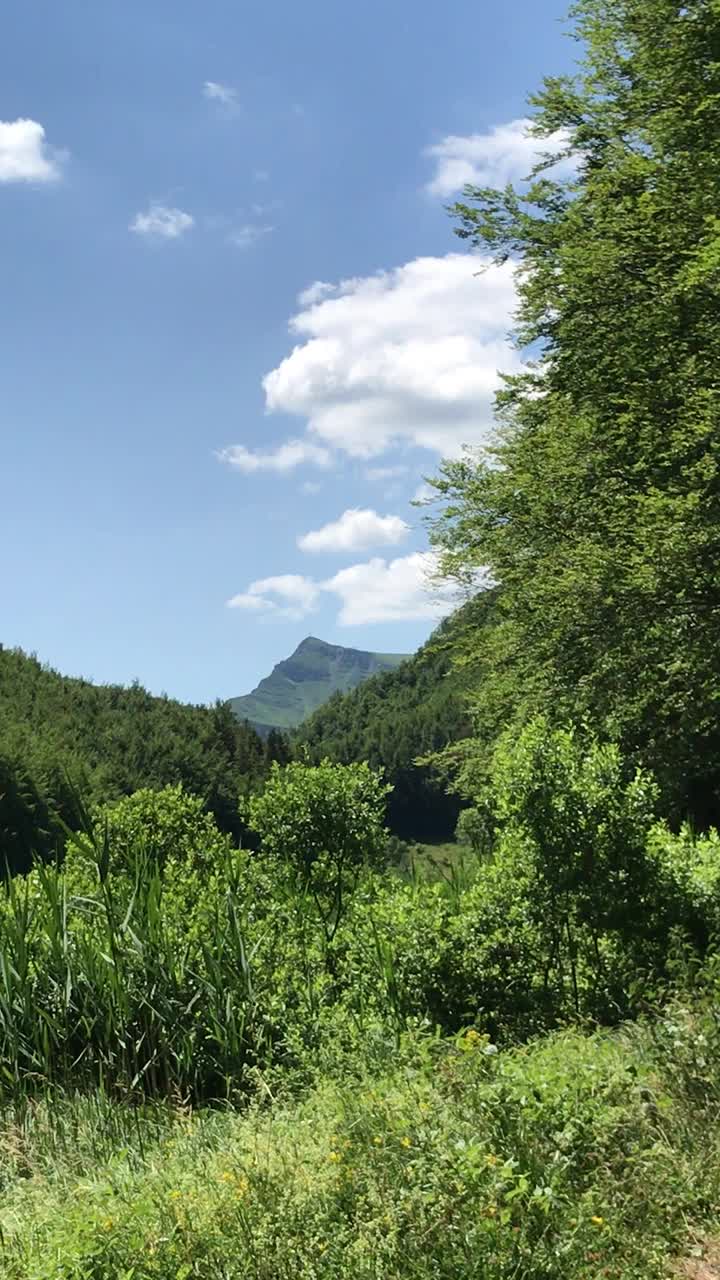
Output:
[229, 636, 408, 732]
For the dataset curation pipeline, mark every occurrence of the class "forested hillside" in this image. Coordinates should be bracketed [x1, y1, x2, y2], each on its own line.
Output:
[0, 645, 276, 870]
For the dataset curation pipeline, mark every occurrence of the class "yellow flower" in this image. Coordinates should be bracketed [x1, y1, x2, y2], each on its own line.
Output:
[486, 1154, 499, 1167]
[220, 1170, 234, 1183]
[400, 1136, 412, 1149]
[486, 1205, 497, 1217]
[329, 1151, 341, 1163]
[169, 1190, 182, 1201]
[591, 1215, 604, 1227]
[373, 1136, 383, 1146]
[103, 1218, 114, 1231]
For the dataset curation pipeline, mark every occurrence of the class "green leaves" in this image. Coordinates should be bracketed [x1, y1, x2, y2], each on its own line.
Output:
[248, 760, 391, 942]
[429, 0, 720, 824]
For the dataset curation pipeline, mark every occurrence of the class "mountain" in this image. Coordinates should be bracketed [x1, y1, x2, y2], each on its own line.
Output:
[296, 596, 496, 841]
[229, 637, 409, 733]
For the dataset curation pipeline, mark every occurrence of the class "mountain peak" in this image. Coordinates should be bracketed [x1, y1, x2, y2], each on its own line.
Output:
[229, 639, 409, 733]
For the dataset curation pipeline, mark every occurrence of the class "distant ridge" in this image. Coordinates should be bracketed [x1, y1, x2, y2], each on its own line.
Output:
[229, 636, 409, 733]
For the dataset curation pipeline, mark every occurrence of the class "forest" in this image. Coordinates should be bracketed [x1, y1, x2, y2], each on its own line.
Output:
[3, 1, 720, 1276]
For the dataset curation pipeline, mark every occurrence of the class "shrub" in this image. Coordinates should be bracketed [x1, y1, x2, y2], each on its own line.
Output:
[247, 760, 391, 941]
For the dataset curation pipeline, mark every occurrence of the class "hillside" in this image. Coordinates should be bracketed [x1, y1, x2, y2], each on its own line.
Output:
[0, 645, 269, 869]
[229, 636, 408, 732]
[296, 598, 493, 840]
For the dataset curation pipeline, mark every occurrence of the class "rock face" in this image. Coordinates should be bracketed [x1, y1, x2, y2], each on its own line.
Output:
[229, 636, 409, 733]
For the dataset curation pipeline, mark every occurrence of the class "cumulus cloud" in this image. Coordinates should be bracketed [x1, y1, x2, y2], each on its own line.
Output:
[0, 118, 64, 183]
[130, 204, 194, 239]
[227, 552, 459, 625]
[425, 117, 574, 197]
[262, 253, 519, 461]
[326, 552, 456, 625]
[227, 574, 321, 620]
[217, 439, 332, 473]
[203, 81, 240, 112]
[298, 508, 410, 554]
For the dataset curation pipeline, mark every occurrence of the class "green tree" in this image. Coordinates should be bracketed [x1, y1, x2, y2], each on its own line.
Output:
[471, 719, 687, 1018]
[430, 0, 720, 825]
[247, 760, 391, 940]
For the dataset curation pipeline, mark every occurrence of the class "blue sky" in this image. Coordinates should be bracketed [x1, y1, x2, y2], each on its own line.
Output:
[2, 0, 572, 704]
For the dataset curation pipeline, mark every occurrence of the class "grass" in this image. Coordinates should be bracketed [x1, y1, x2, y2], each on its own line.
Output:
[2, 1003, 720, 1279]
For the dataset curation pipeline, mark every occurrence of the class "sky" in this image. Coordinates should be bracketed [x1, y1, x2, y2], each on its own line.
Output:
[1, 0, 574, 705]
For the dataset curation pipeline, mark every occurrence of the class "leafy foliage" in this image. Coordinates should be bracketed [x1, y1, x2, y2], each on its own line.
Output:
[429, 0, 720, 825]
[248, 760, 391, 941]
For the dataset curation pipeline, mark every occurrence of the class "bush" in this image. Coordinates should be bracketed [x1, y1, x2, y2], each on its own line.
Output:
[248, 760, 391, 941]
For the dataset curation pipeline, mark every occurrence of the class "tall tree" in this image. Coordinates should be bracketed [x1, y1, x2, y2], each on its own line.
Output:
[430, 0, 720, 822]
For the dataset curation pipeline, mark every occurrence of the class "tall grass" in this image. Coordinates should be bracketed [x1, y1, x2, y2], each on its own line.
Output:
[0, 832, 273, 1103]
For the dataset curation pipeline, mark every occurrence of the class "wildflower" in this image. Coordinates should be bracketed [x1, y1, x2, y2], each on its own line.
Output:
[169, 1190, 183, 1201]
[103, 1218, 114, 1231]
[486, 1154, 499, 1167]
[373, 1136, 383, 1146]
[400, 1136, 412, 1149]
[329, 1151, 341, 1163]
[591, 1215, 604, 1227]
[220, 1170, 234, 1183]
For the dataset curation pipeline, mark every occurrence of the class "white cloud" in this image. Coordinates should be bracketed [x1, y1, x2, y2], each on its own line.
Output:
[325, 551, 457, 625]
[298, 508, 410, 554]
[301, 480, 322, 495]
[217, 439, 332, 473]
[425, 117, 574, 197]
[203, 81, 240, 112]
[0, 118, 64, 183]
[228, 222, 274, 250]
[298, 281, 335, 307]
[227, 574, 321, 620]
[262, 253, 519, 460]
[227, 552, 459, 625]
[130, 204, 194, 239]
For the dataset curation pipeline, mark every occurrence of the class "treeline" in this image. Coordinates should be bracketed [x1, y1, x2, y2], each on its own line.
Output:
[0, 645, 289, 873]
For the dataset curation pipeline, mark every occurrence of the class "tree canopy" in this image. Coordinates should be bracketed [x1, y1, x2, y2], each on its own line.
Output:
[430, 0, 720, 825]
